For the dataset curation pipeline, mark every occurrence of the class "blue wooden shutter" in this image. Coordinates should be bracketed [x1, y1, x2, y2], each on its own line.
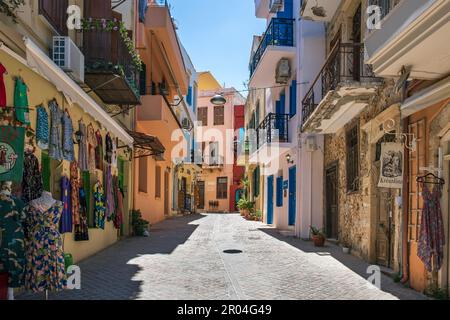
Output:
[187, 86, 193, 106]
[276, 176, 283, 207]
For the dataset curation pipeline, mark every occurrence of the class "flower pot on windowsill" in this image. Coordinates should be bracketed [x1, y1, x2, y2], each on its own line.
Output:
[312, 234, 325, 247]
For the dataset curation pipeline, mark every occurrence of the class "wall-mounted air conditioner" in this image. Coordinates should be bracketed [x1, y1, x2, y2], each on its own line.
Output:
[52, 36, 84, 83]
[269, 0, 283, 13]
[275, 58, 291, 84]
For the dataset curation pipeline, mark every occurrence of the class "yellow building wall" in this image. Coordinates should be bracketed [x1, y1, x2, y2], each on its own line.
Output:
[198, 72, 222, 91]
[0, 49, 127, 264]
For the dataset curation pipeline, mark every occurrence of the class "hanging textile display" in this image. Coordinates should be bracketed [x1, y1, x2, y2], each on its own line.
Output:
[113, 175, 123, 230]
[105, 164, 115, 220]
[105, 132, 113, 164]
[24, 192, 66, 292]
[21, 151, 43, 204]
[14, 77, 30, 125]
[417, 183, 446, 272]
[62, 109, 75, 162]
[0, 184, 26, 288]
[76, 184, 90, 242]
[86, 123, 97, 172]
[77, 120, 89, 172]
[0, 63, 7, 108]
[48, 100, 64, 161]
[95, 129, 104, 171]
[36, 105, 49, 150]
[59, 175, 72, 234]
[93, 180, 106, 229]
[111, 136, 118, 168]
[0, 126, 25, 182]
[378, 142, 404, 189]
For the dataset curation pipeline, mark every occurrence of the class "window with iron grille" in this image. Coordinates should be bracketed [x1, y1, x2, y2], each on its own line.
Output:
[197, 107, 208, 126]
[216, 177, 228, 199]
[214, 106, 225, 125]
[346, 125, 359, 192]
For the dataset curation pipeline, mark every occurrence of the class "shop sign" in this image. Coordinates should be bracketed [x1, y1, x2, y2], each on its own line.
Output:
[378, 142, 403, 189]
[0, 126, 25, 182]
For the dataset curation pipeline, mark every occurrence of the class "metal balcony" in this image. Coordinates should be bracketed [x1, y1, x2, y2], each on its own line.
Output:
[256, 113, 290, 149]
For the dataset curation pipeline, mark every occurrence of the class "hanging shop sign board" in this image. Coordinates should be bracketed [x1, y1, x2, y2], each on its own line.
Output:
[378, 142, 404, 189]
[0, 126, 25, 182]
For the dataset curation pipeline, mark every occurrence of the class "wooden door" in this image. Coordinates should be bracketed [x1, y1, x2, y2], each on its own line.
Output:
[325, 164, 339, 239]
[288, 166, 296, 226]
[164, 171, 170, 216]
[197, 181, 205, 209]
[408, 119, 427, 291]
[267, 176, 274, 225]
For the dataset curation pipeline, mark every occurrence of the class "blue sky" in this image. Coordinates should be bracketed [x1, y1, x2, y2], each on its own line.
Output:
[168, 0, 266, 92]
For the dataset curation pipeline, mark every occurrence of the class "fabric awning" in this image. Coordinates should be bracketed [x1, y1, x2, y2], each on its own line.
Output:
[23, 37, 134, 145]
[126, 130, 165, 160]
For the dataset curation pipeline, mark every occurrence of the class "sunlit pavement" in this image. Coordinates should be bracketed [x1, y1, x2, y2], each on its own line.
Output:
[19, 213, 427, 300]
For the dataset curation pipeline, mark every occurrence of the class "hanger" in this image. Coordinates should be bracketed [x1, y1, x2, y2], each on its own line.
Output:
[416, 172, 445, 185]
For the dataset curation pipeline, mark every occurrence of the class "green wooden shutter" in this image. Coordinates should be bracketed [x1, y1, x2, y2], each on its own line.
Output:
[41, 151, 51, 192]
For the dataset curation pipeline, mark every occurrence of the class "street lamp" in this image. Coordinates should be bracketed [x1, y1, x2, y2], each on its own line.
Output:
[210, 93, 226, 106]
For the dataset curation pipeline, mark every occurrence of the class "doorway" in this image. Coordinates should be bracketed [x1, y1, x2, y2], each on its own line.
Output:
[288, 166, 296, 226]
[325, 164, 339, 239]
[267, 176, 274, 225]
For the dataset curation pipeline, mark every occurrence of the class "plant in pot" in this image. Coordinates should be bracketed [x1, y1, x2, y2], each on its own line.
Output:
[131, 209, 150, 236]
[237, 198, 247, 216]
[310, 226, 326, 247]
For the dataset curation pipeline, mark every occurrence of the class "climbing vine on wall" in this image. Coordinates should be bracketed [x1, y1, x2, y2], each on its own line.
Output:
[0, 0, 25, 23]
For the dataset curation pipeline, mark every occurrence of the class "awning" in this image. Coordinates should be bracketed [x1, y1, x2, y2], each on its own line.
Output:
[126, 130, 165, 160]
[22, 37, 134, 145]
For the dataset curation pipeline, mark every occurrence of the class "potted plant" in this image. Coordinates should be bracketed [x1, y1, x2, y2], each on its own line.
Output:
[131, 209, 150, 236]
[310, 226, 326, 247]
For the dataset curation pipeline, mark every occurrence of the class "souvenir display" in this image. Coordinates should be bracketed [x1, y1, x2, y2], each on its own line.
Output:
[0, 63, 7, 108]
[93, 180, 106, 230]
[105, 165, 115, 220]
[0, 181, 26, 289]
[75, 185, 90, 241]
[21, 151, 43, 204]
[95, 129, 103, 171]
[36, 105, 49, 150]
[24, 192, 66, 292]
[59, 175, 72, 234]
[86, 123, 97, 172]
[113, 175, 123, 230]
[0, 126, 25, 182]
[14, 77, 30, 125]
[77, 120, 89, 172]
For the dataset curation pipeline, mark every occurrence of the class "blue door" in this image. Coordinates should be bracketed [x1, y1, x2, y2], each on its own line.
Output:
[267, 175, 274, 225]
[288, 166, 296, 226]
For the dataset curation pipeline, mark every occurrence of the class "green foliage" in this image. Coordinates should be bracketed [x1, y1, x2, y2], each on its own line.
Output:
[131, 209, 150, 236]
[426, 286, 449, 300]
[310, 226, 325, 237]
[0, 0, 25, 23]
[237, 198, 255, 212]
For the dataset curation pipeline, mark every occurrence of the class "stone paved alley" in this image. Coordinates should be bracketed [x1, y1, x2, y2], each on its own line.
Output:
[20, 214, 427, 300]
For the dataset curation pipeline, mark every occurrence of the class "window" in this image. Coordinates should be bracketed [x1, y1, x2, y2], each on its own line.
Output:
[214, 106, 224, 125]
[346, 125, 359, 192]
[197, 107, 208, 126]
[276, 176, 283, 207]
[155, 165, 161, 198]
[138, 157, 148, 193]
[253, 166, 260, 198]
[216, 177, 228, 199]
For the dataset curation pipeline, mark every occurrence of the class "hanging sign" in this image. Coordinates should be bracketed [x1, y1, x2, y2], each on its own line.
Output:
[378, 142, 404, 189]
[0, 126, 25, 182]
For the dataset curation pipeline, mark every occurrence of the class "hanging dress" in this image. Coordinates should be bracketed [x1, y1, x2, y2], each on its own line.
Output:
[86, 123, 97, 172]
[36, 105, 49, 150]
[105, 133, 113, 164]
[77, 120, 89, 172]
[75, 185, 90, 242]
[105, 164, 115, 220]
[59, 176, 72, 234]
[0, 193, 26, 288]
[417, 183, 446, 272]
[93, 181, 106, 229]
[24, 201, 67, 292]
[48, 100, 64, 160]
[21, 152, 43, 204]
[70, 162, 80, 226]
[95, 129, 104, 171]
[0, 63, 7, 108]
[113, 176, 123, 230]
[62, 110, 75, 162]
[14, 77, 30, 125]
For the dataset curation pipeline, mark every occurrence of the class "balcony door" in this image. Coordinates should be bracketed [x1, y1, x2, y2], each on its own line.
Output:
[352, 4, 362, 81]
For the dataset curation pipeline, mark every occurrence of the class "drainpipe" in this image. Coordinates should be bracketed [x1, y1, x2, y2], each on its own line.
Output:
[401, 117, 410, 284]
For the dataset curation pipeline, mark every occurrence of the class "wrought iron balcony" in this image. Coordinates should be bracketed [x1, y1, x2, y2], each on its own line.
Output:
[256, 113, 290, 149]
[202, 156, 225, 168]
[301, 43, 379, 127]
[249, 18, 295, 77]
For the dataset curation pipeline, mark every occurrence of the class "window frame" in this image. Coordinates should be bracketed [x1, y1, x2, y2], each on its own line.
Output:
[216, 177, 228, 200]
[214, 105, 225, 126]
[197, 107, 208, 126]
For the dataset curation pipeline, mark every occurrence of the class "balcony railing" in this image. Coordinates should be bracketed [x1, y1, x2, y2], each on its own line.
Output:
[301, 43, 378, 126]
[250, 18, 295, 77]
[203, 156, 225, 168]
[256, 113, 289, 149]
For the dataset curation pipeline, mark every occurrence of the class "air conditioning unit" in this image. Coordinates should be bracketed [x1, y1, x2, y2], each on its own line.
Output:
[52, 36, 84, 83]
[276, 58, 291, 84]
[269, 0, 283, 13]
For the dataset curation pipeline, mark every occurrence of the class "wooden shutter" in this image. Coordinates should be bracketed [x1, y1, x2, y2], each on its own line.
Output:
[198, 107, 208, 126]
[214, 106, 224, 125]
[138, 157, 147, 193]
[39, 0, 68, 35]
[155, 165, 161, 198]
[216, 177, 228, 199]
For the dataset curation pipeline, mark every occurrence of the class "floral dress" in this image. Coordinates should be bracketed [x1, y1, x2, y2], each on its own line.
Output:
[48, 100, 64, 161]
[105, 165, 115, 220]
[36, 105, 49, 150]
[62, 110, 75, 162]
[93, 181, 106, 229]
[75, 186, 89, 242]
[77, 120, 89, 172]
[95, 129, 104, 171]
[0, 193, 26, 288]
[21, 152, 43, 204]
[24, 201, 67, 292]
[59, 176, 72, 234]
[87, 123, 97, 172]
[113, 176, 123, 230]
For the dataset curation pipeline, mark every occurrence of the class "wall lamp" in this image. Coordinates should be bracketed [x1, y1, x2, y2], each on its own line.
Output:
[286, 154, 294, 164]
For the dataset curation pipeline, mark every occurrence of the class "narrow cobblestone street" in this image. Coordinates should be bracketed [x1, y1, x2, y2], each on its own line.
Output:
[20, 214, 426, 300]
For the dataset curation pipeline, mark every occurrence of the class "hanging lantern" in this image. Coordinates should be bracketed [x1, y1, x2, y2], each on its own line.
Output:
[210, 94, 226, 106]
